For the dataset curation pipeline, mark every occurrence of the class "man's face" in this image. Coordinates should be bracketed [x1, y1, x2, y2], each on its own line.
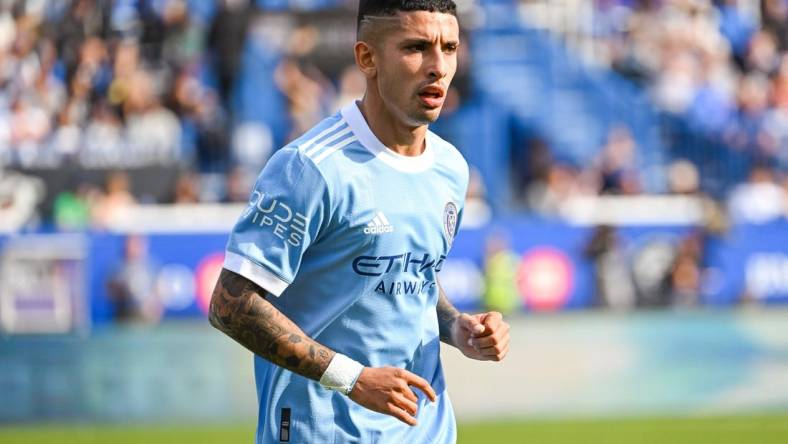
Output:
[371, 11, 459, 127]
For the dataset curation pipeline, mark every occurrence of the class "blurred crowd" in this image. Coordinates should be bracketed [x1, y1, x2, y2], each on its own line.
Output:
[0, 0, 787, 232]
[0, 0, 289, 229]
[593, 0, 788, 219]
[1, 0, 202, 167]
[589, 0, 787, 149]
[506, 0, 788, 226]
[0, 0, 377, 230]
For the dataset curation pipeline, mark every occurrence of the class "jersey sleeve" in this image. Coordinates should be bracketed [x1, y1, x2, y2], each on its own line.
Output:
[223, 147, 330, 297]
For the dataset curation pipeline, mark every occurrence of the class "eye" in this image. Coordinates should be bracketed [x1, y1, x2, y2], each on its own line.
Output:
[444, 44, 458, 54]
[406, 43, 427, 52]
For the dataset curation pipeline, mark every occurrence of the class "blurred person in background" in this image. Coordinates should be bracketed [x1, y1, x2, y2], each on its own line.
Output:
[718, 0, 757, 66]
[222, 165, 254, 203]
[482, 234, 520, 315]
[53, 182, 92, 230]
[0, 167, 44, 232]
[762, 0, 788, 51]
[526, 162, 583, 216]
[728, 164, 786, 224]
[511, 136, 551, 208]
[275, 57, 333, 141]
[171, 169, 201, 204]
[123, 69, 181, 164]
[92, 171, 136, 228]
[80, 100, 124, 167]
[462, 167, 491, 228]
[333, 64, 367, 112]
[159, 0, 205, 72]
[595, 125, 641, 195]
[208, 0, 256, 109]
[584, 225, 636, 310]
[170, 69, 231, 170]
[106, 234, 162, 324]
[669, 230, 704, 307]
[667, 158, 701, 195]
[275, 22, 339, 142]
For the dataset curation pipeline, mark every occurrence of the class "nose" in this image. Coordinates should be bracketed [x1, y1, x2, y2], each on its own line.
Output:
[427, 48, 448, 80]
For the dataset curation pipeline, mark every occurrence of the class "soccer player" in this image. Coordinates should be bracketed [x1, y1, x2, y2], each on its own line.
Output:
[209, 1, 511, 442]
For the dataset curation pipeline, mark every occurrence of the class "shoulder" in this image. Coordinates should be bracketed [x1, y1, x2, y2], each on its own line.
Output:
[265, 114, 357, 198]
[286, 113, 357, 169]
[428, 130, 470, 184]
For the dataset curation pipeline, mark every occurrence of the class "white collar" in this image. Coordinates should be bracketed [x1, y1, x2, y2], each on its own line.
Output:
[340, 101, 435, 173]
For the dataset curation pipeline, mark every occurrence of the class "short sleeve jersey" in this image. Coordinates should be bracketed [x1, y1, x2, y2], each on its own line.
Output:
[224, 102, 469, 444]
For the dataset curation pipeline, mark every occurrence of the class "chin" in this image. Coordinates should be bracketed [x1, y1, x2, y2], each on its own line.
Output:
[409, 109, 442, 126]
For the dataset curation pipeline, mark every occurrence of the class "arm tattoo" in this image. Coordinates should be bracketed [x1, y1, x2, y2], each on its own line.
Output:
[209, 268, 335, 381]
[437, 282, 461, 347]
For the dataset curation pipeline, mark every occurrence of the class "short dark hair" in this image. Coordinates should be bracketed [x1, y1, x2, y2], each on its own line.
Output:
[357, 0, 457, 34]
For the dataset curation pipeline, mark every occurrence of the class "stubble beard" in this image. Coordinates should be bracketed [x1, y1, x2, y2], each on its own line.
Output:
[379, 81, 443, 127]
[403, 101, 442, 127]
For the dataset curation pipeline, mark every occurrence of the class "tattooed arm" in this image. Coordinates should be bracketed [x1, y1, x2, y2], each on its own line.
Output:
[209, 268, 437, 425]
[208, 268, 334, 380]
[437, 279, 511, 361]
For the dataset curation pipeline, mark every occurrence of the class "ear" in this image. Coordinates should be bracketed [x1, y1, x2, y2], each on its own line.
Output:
[354, 41, 377, 78]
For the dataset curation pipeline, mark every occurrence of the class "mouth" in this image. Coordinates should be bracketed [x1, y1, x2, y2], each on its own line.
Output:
[417, 85, 446, 109]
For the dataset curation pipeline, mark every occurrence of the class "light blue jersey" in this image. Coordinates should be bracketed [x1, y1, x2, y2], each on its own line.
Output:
[224, 102, 469, 444]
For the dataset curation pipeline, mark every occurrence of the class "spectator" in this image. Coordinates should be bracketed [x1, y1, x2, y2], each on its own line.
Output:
[332, 65, 366, 112]
[595, 125, 641, 195]
[171, 170, 201, 204]
[762, 0, 788, 51]
[106, 234, 162, 324]
[669, 231, 703, 307]
[0, 168, 44, 232]
[275, 58, 332, 141]
[92, 171, 136, 228]
[208, 0, 256, 107]
[80, 101, 124, 167]
[718, 0, 756, 62]
[482, 234, 520, 315]
[584, 225, 636, 310]
[667, 159, 701, 195]
[124, 69, 181, 164]
[728, 165, 786, 224]
[745, 30, 780, 75]
[222, 166, 254, 203]
[463, 167, 492, 228]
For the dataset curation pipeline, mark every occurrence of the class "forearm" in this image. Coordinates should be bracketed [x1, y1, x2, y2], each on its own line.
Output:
[436, 282, 461, 347]
[209, 268, 334, 381]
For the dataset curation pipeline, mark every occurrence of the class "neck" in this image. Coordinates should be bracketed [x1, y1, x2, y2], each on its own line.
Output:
[357, 95, 427, 157]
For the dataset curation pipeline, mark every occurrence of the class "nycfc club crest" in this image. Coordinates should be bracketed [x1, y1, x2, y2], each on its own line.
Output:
[443, 202, 458, 246]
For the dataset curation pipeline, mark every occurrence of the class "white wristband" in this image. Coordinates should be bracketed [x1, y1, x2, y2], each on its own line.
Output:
[319, 353, 364, 396]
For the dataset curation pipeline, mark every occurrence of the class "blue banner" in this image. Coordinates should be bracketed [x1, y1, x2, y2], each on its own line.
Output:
[4, 219, 788, 327]
[87, 233, 227, 325]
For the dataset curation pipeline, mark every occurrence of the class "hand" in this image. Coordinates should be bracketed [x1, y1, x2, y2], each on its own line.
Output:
[348, 367, 437, 426]
[451, 312, 510, 361]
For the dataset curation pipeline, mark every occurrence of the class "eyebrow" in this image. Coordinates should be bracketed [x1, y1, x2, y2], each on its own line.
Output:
[400, 38, 460, 46]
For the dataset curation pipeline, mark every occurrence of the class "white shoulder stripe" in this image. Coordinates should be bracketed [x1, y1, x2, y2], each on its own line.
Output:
[299, 119, 347, 154]
[304, 127, 353, 158]
[314, 136, 358, 164]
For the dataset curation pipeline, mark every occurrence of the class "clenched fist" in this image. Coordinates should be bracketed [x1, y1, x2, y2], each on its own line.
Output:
[451, 312, 510, 361]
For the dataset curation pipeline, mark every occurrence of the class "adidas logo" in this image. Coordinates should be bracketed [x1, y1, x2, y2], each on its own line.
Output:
[363, 211, 395, 235]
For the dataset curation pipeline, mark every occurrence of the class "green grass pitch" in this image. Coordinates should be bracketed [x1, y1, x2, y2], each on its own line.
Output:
[1, 414, 786, 443]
